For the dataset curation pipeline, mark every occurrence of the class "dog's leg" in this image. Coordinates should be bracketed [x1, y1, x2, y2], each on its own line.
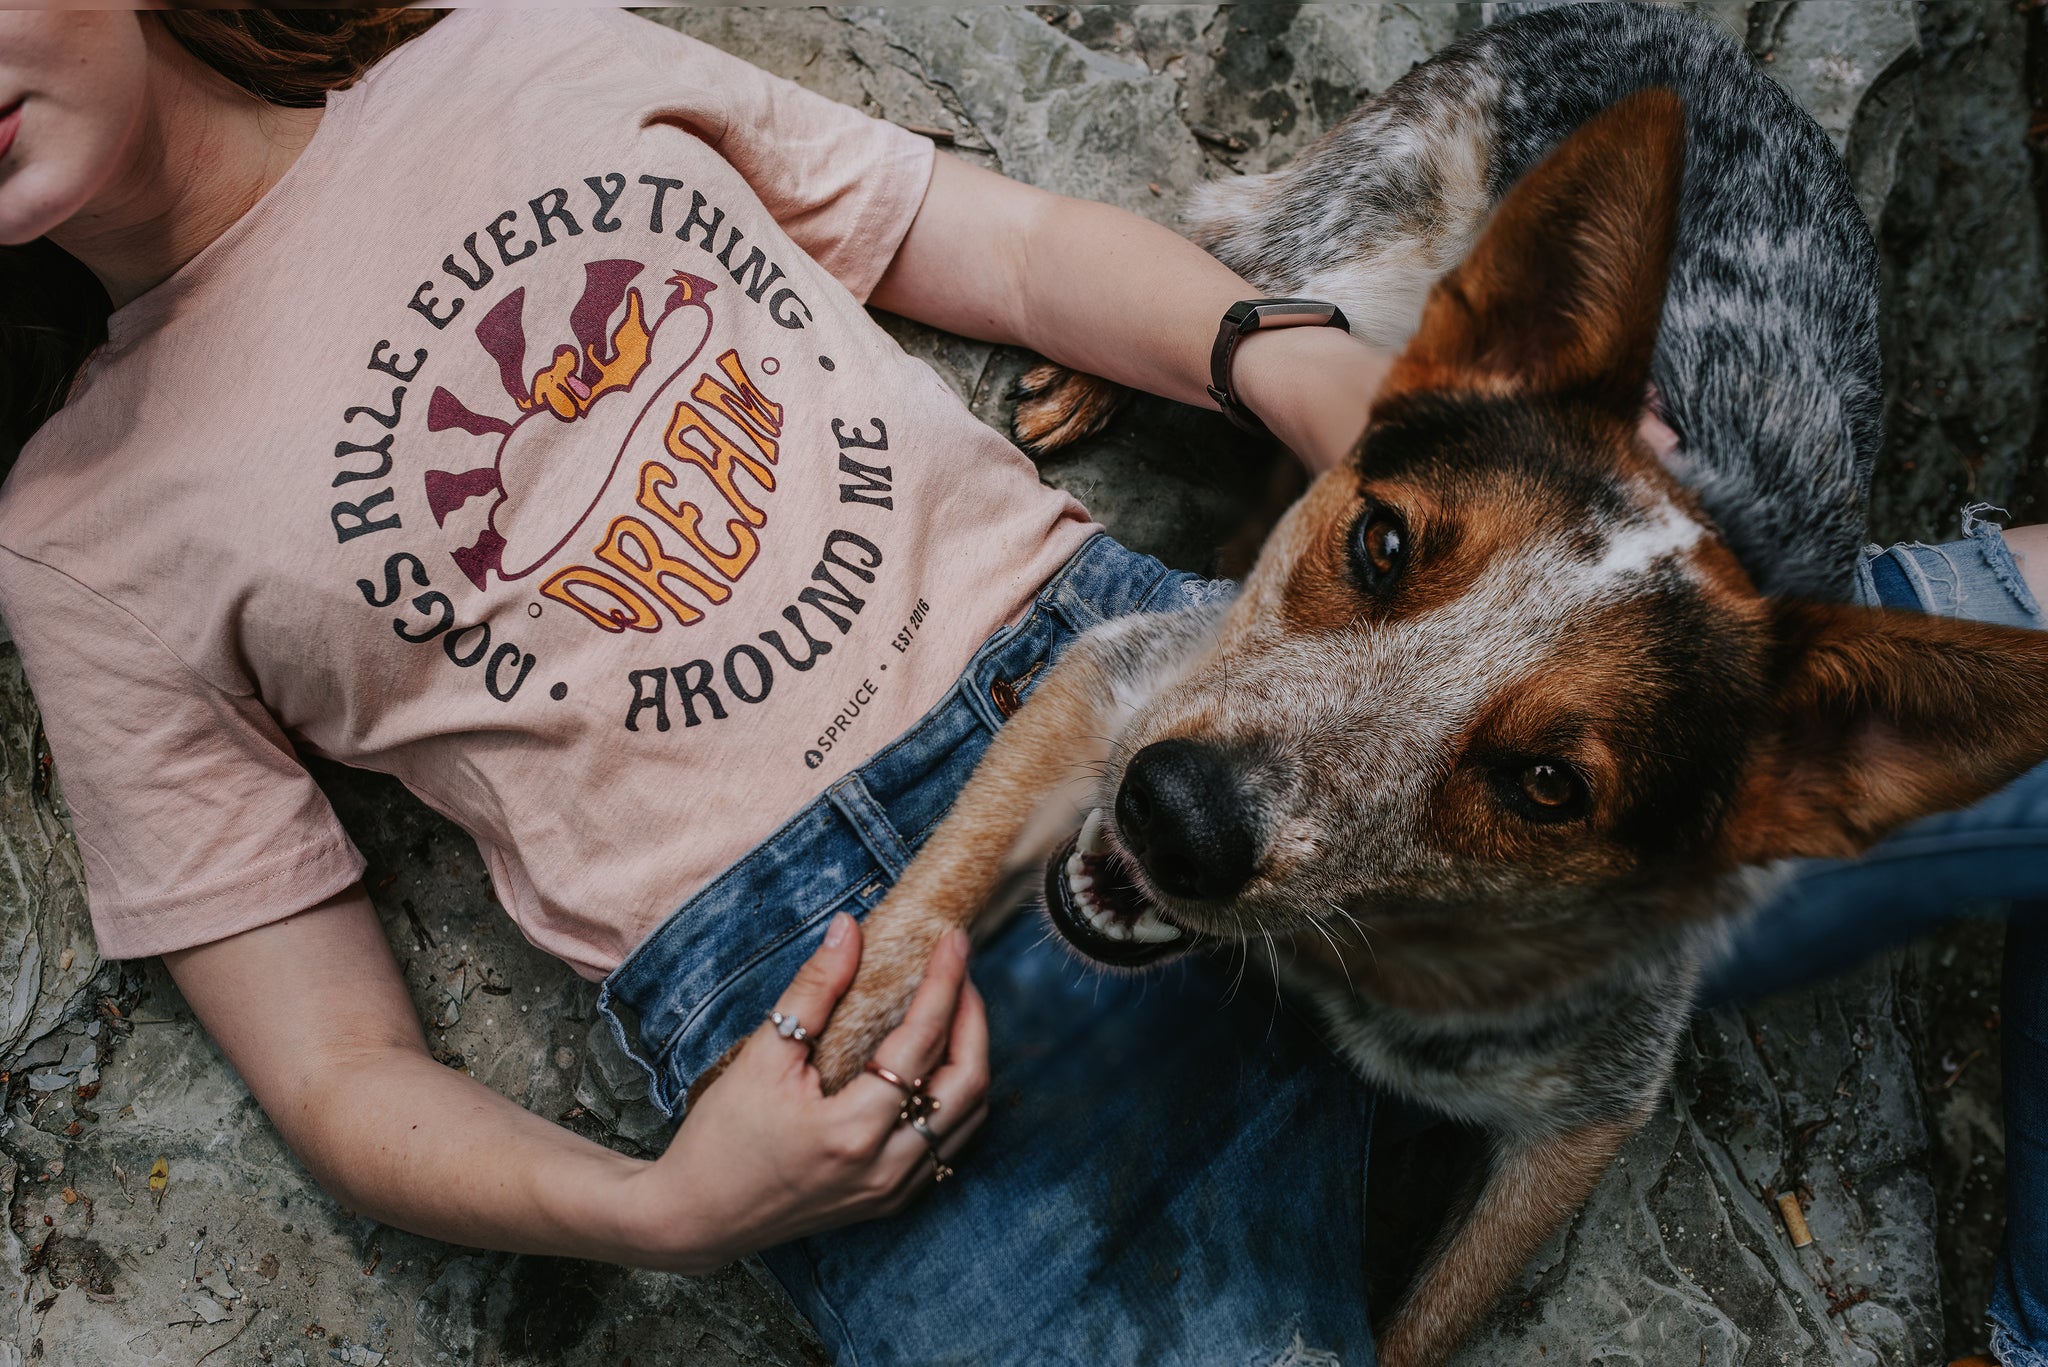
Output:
[1374, 1113, 1641, 1367]
[806, 636, 1132, 1093]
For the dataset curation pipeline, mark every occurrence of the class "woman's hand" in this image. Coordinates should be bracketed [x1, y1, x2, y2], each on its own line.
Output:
[623, 914, 989, 1273]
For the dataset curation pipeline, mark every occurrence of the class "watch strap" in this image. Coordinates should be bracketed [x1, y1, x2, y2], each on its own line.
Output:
[1208, 297, 1352, 437]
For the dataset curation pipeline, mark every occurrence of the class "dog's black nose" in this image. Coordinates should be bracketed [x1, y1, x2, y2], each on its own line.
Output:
[1115, 739, 1259, 901]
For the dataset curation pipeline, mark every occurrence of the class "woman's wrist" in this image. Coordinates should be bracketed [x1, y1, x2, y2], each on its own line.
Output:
[607, 1149, 728, 1274]
[1227, 326, 1391, 474]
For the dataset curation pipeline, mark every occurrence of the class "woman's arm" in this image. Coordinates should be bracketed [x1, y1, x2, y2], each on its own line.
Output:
[166, 886, 986, 1273]
[869, 154, 1387, 474]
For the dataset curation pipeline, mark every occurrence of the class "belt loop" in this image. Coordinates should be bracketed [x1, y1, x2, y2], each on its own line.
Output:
[828, 774, 911, 879]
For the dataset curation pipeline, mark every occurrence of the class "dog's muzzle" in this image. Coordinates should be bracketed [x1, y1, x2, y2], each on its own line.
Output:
[1042, 809, 1196, 968]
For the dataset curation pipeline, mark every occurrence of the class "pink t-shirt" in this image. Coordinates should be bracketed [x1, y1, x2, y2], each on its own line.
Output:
[0, 12, 1095, 979]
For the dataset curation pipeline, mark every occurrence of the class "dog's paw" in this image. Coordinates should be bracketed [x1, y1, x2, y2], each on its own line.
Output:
[810, 911, 951, 1094]
[808, 1021, 882, 1096]
[1010, 363, 1127, 455]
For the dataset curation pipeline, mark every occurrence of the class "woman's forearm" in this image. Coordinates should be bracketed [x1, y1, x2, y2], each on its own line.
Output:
[165, 889, 692, 1271]
[168, 891, 987, 1278]
[871, 154, 1385, 472]
[283, 1040, 666, 1266]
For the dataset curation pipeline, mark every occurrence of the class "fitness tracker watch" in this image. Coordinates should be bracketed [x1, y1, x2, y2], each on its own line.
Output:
[1206, 297, 1352, 436]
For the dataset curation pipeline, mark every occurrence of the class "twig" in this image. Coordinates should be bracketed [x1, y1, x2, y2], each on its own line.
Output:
[195, 1311, 257, 1365]
[1188, 122, 1249, 152]
[1932, 1048, 1985, 1093]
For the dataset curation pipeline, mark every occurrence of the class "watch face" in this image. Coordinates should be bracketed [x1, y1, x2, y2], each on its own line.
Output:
[1250, 300, 1338, 328]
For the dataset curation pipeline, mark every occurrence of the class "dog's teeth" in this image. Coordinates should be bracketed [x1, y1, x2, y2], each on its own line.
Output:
[1128, 909, 1185, 944]
[1084, 894, 1131, 940]
[1078, 808, 1109, 856]
[1067, 867, 1093, 906]
[1065, 847, 1085, 879]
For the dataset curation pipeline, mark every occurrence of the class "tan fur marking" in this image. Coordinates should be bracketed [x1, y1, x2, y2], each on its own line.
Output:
[1376, 1116, 1642, 1367]
[1010, 363, 1128, 455]
[1720, 605, 2048, 866]
[1275, 468, 1563, 637]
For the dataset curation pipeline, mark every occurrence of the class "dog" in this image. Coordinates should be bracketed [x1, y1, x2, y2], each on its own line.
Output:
[804, 6, 2048, 1364]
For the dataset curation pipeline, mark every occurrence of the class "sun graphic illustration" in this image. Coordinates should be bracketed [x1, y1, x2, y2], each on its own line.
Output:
[423, 260, 719, 590]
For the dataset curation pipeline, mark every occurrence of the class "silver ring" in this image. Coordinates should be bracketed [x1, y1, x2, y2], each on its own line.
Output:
[766, 1009, 809, 1044]
[908, 1114, 955, 1182]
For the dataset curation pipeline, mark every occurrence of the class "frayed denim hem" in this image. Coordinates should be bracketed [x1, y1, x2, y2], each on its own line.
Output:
[1991, 1317, 2048, 1367]
[1852, 504, 2046, 628]
[1962, 502, 2047, 623]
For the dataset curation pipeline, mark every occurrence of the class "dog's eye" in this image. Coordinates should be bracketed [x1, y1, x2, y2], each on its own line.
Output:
[1522, 763, 1577, 808]
[1495, 759, 1588, 823]
[1349, 505, 1409, 593]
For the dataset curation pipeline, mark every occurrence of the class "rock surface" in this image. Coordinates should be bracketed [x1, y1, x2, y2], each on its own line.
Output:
[4, 5, 2041, 1365]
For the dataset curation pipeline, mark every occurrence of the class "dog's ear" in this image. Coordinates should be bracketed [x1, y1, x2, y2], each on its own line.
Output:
[1718, 602, 2048, 866]
[1382, 87, 1685, 419]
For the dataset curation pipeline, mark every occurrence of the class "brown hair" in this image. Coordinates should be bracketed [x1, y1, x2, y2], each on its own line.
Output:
[0, 9, 442, 451]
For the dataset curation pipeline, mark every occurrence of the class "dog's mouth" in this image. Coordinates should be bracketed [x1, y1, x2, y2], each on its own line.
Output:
[1042, 809, 1195, 967]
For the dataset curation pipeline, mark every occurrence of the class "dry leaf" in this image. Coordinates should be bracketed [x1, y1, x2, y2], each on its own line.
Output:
[57, 948, 74, 971]
[60, 1187, 78, 1205]
[148, 1157, 169, 1207]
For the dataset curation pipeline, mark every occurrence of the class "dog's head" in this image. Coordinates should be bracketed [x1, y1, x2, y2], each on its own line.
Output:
[1047, 89, 2048, 1011]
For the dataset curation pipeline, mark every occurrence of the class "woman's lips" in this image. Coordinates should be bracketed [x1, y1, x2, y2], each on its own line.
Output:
[0, 101, 22, 163]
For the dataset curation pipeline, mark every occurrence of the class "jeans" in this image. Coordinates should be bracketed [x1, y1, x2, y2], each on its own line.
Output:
[1697, 505, 2048, 1364]
[600, 534, 1378, 1367]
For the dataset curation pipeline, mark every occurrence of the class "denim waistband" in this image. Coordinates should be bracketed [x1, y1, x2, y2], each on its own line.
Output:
[1854, 503, 2046, 627]
[598, 533, 1215, 1116]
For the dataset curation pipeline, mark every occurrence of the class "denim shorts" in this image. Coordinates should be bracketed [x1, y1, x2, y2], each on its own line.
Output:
[600, 533, 1379, 1367]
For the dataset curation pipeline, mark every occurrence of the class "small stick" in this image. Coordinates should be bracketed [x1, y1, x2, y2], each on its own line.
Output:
[1825, 1287, 1873, 1318]
[195, 1311, 257, 1365]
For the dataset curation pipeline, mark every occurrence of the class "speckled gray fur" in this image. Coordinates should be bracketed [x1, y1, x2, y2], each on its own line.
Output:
[1189, 0, 1880, 600]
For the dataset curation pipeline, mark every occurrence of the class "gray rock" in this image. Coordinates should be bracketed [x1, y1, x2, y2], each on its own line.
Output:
[0, 646, 108, 1076]
[1450, 961, 1944, 1365]
[11, 1035, 63, 1071]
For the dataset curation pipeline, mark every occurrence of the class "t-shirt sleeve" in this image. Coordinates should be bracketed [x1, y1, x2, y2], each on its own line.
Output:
[614, 15, 938, 302]
[0, 551, 365, 960]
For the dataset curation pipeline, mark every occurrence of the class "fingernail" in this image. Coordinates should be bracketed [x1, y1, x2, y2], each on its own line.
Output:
[948, 929, 969, 960]
[825, 912, 852, 948]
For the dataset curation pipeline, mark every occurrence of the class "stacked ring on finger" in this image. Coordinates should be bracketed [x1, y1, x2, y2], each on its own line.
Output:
[908, 1114, 955, 1183]
[766, 1009, 809, 1045]
[864, 1059, 941, 1125]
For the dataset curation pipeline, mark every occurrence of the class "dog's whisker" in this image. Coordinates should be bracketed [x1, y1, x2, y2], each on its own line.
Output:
[1222, 937, 1249, 1006]
[1304, 915, 1354, 992]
